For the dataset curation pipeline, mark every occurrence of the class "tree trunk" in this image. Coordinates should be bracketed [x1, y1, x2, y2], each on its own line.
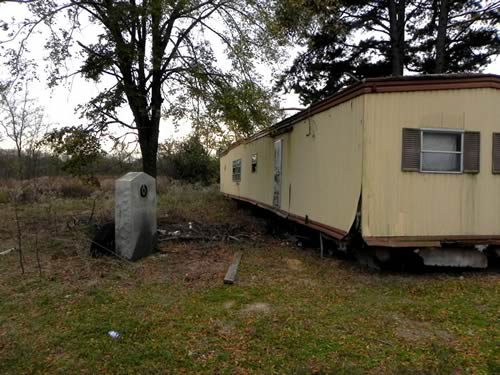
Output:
[16, 147, 24, 180]
[434, 0, 449, 73]
[145, 0, 163, 179]
[388, 0, 406, 76]
[138, 119, 159, 178]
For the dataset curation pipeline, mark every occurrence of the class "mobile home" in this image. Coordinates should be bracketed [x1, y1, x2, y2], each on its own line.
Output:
[220, 74, 500, 267]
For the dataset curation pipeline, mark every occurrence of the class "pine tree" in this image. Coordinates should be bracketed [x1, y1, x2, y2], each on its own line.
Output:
[276, 0, 500, 105]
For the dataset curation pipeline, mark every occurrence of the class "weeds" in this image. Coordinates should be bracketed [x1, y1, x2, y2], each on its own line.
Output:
[0, 178, 498, 374]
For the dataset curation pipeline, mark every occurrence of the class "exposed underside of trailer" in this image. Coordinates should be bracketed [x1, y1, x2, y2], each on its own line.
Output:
[224, 193, 499, 268]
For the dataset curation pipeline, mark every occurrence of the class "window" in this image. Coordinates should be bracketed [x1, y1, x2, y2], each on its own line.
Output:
[232, 159, 241, 182]
[402, 128, 480, 174]
[251, 153, 257, 173]
[421, 130, 463, 173]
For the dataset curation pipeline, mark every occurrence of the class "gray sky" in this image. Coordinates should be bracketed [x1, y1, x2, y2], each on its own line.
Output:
[0, 2, 303, 150]
[0, 2, 499, 151]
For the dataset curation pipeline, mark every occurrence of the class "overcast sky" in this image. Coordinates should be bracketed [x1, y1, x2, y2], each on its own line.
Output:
[0, 2, 499, 151]
[0, 2, 304, 151]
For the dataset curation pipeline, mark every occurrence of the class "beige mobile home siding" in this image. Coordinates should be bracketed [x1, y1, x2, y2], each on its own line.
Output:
[286, 97, 363, 232]
[220, 96, 364, 235]
[362, 88, 500, 238]
[220, 136, 275, 206]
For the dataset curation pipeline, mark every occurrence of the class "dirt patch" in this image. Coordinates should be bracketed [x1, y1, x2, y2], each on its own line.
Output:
[394, 318, 455, 342]
[223, 301, 236, 309]
[213, 319, 237, 337]
[156, 242, 234, 287]
[286, 258, 304, 271]
[296, 278, 318, 287]
[240, 302, 272, 315]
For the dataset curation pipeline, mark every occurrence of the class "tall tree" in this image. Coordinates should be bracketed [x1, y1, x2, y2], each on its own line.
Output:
[274, 0, 411, 104]
[275, 0, 500, 105]
[388, 0, 406, 75]
[409, 0, 500, 74]
[1, 0, 280, 177]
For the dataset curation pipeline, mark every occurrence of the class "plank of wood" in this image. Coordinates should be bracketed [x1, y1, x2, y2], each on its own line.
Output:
[224, 251, 243, 285]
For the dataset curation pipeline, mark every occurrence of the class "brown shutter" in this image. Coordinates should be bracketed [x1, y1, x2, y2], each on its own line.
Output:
[493, 133, 500, 174]
[463, 131, 480, 173]
[402, 128, 421, 171]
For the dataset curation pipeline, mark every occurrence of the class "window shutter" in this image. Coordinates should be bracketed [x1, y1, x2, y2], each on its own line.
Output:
[493, 133, 500, 174]
[402, 128, 421, 171]
[463, 131, 480, 173]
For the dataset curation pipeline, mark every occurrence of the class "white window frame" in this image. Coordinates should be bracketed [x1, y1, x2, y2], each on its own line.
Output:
[232, 159, 241, 182]
[251, 153, 257, 173]
[420, 128, 464, 174]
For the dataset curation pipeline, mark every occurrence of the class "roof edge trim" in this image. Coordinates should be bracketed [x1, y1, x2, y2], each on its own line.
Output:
[221, 74, 500, 156]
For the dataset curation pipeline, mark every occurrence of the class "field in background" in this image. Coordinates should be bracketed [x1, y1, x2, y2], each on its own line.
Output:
[0, 177, 499, 374]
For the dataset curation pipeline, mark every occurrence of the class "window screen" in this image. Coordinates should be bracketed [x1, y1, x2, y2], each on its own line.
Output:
[251, 154, 257, 173]
[232, 159, 241, 181]
[421, 131, 463, 172]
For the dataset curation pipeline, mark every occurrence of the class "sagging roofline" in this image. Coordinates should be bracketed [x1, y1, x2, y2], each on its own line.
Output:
[220, 73, 500, 156]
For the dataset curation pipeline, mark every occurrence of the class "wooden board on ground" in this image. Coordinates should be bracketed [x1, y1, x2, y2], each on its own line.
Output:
[224, 251, 243, 285]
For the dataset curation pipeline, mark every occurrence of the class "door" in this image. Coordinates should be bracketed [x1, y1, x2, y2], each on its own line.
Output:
[273, 139, 282, 208]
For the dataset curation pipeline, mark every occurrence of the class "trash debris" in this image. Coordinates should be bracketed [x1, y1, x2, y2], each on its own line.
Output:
[475, 244, 488, 252]
[157, 221, 261, 243]
[108, 331, 120, 339]
[224, 251, 243, 285]
[0, 248, 14, 256]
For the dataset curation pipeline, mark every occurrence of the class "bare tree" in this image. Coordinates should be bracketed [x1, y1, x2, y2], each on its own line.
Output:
[0, 81, 47, 179]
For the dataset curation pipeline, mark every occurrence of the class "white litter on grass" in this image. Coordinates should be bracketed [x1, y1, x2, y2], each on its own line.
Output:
[0, 248, 14, 256]
[188, 222, 193, 230]
[108, 331, 120, 339]
[168, 230, 181, 236]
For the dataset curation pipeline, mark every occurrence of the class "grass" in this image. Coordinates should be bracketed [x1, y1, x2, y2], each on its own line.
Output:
[0, 179, 499, 374]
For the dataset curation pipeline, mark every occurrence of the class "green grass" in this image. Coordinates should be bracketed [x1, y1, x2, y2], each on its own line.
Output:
[0, 182, 499, 374]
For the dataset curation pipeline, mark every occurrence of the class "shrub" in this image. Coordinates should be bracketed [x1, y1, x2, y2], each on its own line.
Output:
[59, 183, 94, 198]
[158, 135, 219, 185]
[0, 190, 9, 204]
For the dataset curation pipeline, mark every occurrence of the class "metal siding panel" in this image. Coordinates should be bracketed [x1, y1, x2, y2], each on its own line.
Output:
[286, 97, 363, 234]
[220, 136, 275, 206]
[362, 88, 500, 238]
[222, 96, 364, 235]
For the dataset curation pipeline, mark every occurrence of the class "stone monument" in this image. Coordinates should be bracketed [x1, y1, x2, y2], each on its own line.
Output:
[115, 172, 157, 261]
